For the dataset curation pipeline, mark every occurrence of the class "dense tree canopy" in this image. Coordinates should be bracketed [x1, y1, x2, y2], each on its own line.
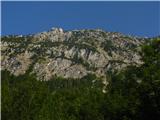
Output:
[2, 38, 160, 120]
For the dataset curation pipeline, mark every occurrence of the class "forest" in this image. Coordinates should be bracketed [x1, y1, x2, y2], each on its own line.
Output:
[1, 38, 160, 120]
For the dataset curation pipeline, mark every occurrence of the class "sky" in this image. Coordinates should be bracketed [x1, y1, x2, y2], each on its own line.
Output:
[1, 1, 160, 37]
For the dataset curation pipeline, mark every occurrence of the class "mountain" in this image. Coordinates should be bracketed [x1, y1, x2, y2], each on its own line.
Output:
[1, 27, 147, 83]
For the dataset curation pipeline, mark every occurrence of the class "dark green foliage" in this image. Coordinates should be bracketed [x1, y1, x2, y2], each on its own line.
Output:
[2, 36, 33, 56]
[2, 70, 104, 120]
[74, 43, 99, 53]
[101, 40, 116, 56]
[137, 38, 160, 120]
[1, 70, 49, 120]
[2, 36, 25, 43]
[1, 38, 160, 120]
[107, 38, 160, 120]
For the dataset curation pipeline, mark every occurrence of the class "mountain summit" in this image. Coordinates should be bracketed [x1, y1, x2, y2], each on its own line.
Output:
[1, 27, 147, 82]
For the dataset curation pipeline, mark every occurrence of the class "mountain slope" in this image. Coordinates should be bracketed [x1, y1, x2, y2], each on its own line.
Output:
[1, 27, 147, 81]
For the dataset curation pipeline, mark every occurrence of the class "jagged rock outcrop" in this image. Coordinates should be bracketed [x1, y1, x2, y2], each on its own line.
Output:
[1, 27, 147, 81]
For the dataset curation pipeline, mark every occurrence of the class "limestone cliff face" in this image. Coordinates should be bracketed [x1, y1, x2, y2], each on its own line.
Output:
[1, 27, 146, 81]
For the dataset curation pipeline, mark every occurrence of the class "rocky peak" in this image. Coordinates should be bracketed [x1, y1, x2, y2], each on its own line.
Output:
[1, 27, 147, 82]
[50, 27, 64, 33]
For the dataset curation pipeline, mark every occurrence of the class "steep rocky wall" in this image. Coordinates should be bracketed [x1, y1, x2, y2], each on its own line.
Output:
[1, 27, 146, 81]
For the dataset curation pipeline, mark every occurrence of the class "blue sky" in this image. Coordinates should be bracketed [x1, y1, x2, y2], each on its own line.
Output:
[2, 1, 160, 37]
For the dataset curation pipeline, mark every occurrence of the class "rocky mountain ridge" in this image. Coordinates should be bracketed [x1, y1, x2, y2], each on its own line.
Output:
[1, 27, 147, 82]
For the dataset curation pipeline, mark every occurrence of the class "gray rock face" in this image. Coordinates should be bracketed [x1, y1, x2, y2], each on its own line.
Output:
[1, 27, 146, 81]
